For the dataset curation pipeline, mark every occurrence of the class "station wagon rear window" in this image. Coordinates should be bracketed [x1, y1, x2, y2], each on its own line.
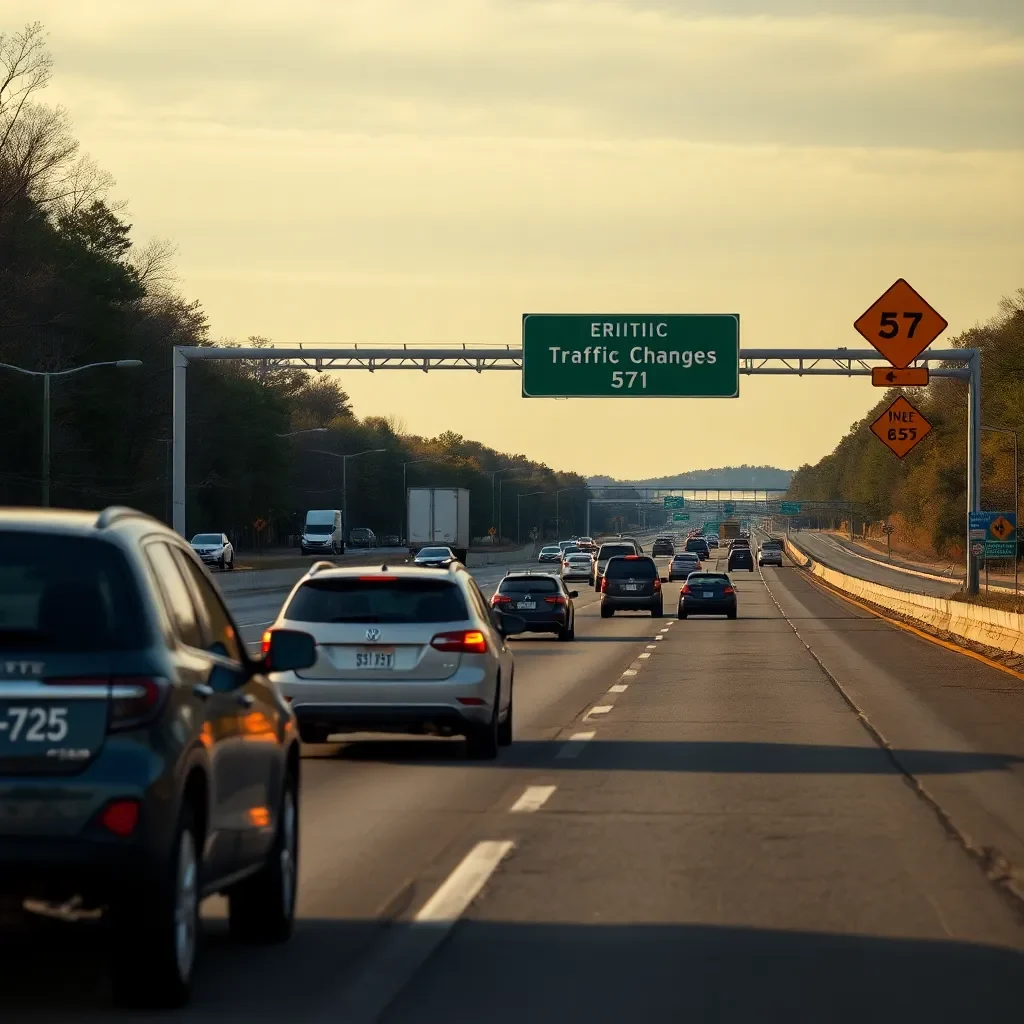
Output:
[605, 558, 656, 578]
[0, 533, 147, 651]
[285, 578, 469, 623]
[497, 577, 560, 594]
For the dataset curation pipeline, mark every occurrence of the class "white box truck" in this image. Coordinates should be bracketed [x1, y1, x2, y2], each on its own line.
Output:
[301, 509, 344, 556]
[408, 487, 470, 563]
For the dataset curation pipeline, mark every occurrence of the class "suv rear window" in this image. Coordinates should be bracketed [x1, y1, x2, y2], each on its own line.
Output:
[0, 533, 147, 651]
[598, 544, 636, 561]
[762, 541, 782, 549]
[685, 539, 708, 551]
[498, 577, 560, 594]
[605, 557, 657, 578]
[688, 574, 730, 585]
[284, 578, 469, 623]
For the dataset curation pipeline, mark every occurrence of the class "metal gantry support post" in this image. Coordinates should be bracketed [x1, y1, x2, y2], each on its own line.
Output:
[967, 350, 982, 595]
[172, 349, 188, 536]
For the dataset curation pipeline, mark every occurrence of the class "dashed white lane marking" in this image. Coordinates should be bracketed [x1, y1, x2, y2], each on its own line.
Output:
[414, 840, 514, 923]
[556, 731, 596, 758]
[646, 645, 657, 650]
[609, 683, 629, 693]
[588, 705, 613, 716]
[659, 627, 670, 633]
[622, 669, 638, 677]
[239, 619, 275, 628]
[638, 652, 651, 659]
[510, 785, 557, 813]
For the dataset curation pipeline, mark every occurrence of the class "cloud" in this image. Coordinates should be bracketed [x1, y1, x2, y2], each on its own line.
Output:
[26, 0, 1024, 150]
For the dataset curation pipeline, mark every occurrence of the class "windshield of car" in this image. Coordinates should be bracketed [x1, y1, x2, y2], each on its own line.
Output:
[418, 547, 453, 558]
[598, 544, 636, 561]
[304, 524, 333, 535]
[498, 576, 560, 593]
[191, 534, 222, 544]
[0, 534, 148, 651]
[284, 578, 468, 623]
[605, 557, 657, 578]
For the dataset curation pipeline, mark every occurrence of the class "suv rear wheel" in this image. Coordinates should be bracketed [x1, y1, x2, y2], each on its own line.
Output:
[228, 773, 298, 943]
[111, 803, 200, 1009]
[466, 685, 500, 760]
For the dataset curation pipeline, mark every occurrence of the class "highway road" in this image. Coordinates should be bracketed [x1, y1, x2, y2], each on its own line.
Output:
[6, 546, 1024, 1021]
[786, 529, 965, 597]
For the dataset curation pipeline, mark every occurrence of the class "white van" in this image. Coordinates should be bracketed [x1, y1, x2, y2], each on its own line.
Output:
[301, 509, 344, 556]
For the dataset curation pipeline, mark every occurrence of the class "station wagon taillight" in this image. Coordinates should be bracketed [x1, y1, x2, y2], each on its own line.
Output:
[491, 593, 512, 606]
[723, 586, 735, 595]
[430, 630, 488, 654]
[545, 595, 567, 605]
[681, 584, 691, 594]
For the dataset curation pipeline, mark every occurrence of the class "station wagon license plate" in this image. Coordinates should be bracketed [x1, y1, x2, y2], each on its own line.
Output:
[704, 591, 714, 598]
[355, 648, 395, 669]
[624, 584, 638, 591]
[516, 601, 536, 610]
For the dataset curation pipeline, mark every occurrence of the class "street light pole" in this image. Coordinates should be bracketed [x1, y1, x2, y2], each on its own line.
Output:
[490, 468, 514, 544]
[517, 490, 543, 545]
[309, 448, 386, 537]
[982, 425, 1019, 595]
[0, 359, 143, 507]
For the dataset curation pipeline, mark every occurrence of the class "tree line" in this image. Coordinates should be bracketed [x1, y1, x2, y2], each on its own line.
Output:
[787, 290, 1024, 557]
[0, 23, 594, 548]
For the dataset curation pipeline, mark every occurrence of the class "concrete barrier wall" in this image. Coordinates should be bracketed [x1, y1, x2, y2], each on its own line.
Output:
[464, 544, 536, 568]
[782, 536, 1024, 657]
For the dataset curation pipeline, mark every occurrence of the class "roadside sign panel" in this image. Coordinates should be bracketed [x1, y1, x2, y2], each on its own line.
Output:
[522, 314, 740, 398]
[971, 542, 985, 557]
[967, 511, 1017, 558]
[871, 367, 930, 388]
[780, 502, 801, 515]
[854, 279, 947, 368]
[869, 396, 932, 458]
[672, 512, 690, 522]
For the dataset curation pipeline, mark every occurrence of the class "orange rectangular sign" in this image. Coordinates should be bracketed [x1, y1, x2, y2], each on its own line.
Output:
[871, 366, 929, 387]
[869, 395, 932, 459]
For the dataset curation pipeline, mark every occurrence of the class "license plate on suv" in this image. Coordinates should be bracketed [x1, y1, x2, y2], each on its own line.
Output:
[355, 648, 395, 669]
[516, 601, 536, 610]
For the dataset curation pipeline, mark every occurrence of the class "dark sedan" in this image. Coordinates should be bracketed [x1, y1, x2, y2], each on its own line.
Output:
[668, 553, 701, 581]
[413, 546, 456, 567]
[678, 572, 737, 619]
[728, 545, 755, 572]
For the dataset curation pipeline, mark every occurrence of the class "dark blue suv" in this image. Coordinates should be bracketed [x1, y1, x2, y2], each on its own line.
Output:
[0, 507, 316, 1007]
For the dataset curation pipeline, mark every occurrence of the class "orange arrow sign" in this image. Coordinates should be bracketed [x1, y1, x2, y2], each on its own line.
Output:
[855, 279, 947, 368]
[871, 366, 929, 387]
[869, 395, 933, 459]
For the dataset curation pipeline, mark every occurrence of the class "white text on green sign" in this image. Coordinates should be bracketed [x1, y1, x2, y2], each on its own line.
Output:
[522, 314, 740, 398]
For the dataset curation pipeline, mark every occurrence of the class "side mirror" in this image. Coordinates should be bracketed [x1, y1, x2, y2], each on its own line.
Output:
[264, 629, 316, 673]
[569, 590, 579, 599]
[495, 611, 527, 637]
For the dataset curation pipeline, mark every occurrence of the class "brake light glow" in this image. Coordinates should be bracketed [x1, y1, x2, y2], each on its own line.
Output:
[261, 630, 273, 656]
[681, 584, 691, 594]
[600, 576, 608, 593]
[723, 586, 735, 595]
[359, 575, 398, 582]
[544, 595, 567, 605]
[653, 579, 661, 591]
[99, 799, 140, 837]
[624, 555, 641, 560]
[491, 593, 512, 606]
[456, 697, 485, 706]
[430, 630, 488, 654]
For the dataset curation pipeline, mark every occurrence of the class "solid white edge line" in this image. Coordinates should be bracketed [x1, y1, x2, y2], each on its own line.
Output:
[608, 683, 628, 693]
[510, 785, 557, 813]
[556, 730, 596, 758]
[646, 645, 657, 649]
[414, 840, 515, 923]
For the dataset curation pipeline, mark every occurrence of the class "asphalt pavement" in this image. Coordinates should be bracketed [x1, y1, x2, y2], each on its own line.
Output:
[6, 545, 1024, 1021]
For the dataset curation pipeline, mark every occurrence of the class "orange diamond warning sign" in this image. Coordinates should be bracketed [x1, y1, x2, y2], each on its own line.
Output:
[855, 279, 947, 368]
[869, 395, 932, 459]
[990, 515, 1015, 541]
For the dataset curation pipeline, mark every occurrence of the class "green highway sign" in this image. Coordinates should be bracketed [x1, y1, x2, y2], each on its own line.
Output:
[780, 502, 802, 515]
[723, 502, 735, 515]
[672, 512, 690, 522]
[522, 314, 740, 398]
[663, 496, 684, 509]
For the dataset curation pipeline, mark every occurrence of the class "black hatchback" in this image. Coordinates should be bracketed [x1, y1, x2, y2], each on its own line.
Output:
[492, 573, 576, 640]
[0, 507, 317, 1008]
[600, 555, 665, 617]
[679, 572, 737, 619]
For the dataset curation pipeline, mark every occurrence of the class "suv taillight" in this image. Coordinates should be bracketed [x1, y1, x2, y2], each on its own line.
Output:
[261, 630, 273, 656]
[430, 630, 488, 654]
[723, 585, 735, 595]
[600, 576, 608, 593]
[681, 584, 691, 594]
[109, 677, 167, 730]
[653, 579, 661, 591]
[545, 595, 567, 605]
[491, 593, 512, 606]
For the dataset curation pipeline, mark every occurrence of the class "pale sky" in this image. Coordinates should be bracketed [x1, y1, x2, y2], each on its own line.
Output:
[7, 0, 1023, 478]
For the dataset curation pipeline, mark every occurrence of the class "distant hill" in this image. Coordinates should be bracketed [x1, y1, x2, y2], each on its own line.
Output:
[589, 466, 794, 489]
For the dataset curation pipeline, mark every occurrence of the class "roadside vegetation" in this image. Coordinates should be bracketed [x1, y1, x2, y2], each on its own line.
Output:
[0, 24, 591, 545]
[787, 290, 1024, 561]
